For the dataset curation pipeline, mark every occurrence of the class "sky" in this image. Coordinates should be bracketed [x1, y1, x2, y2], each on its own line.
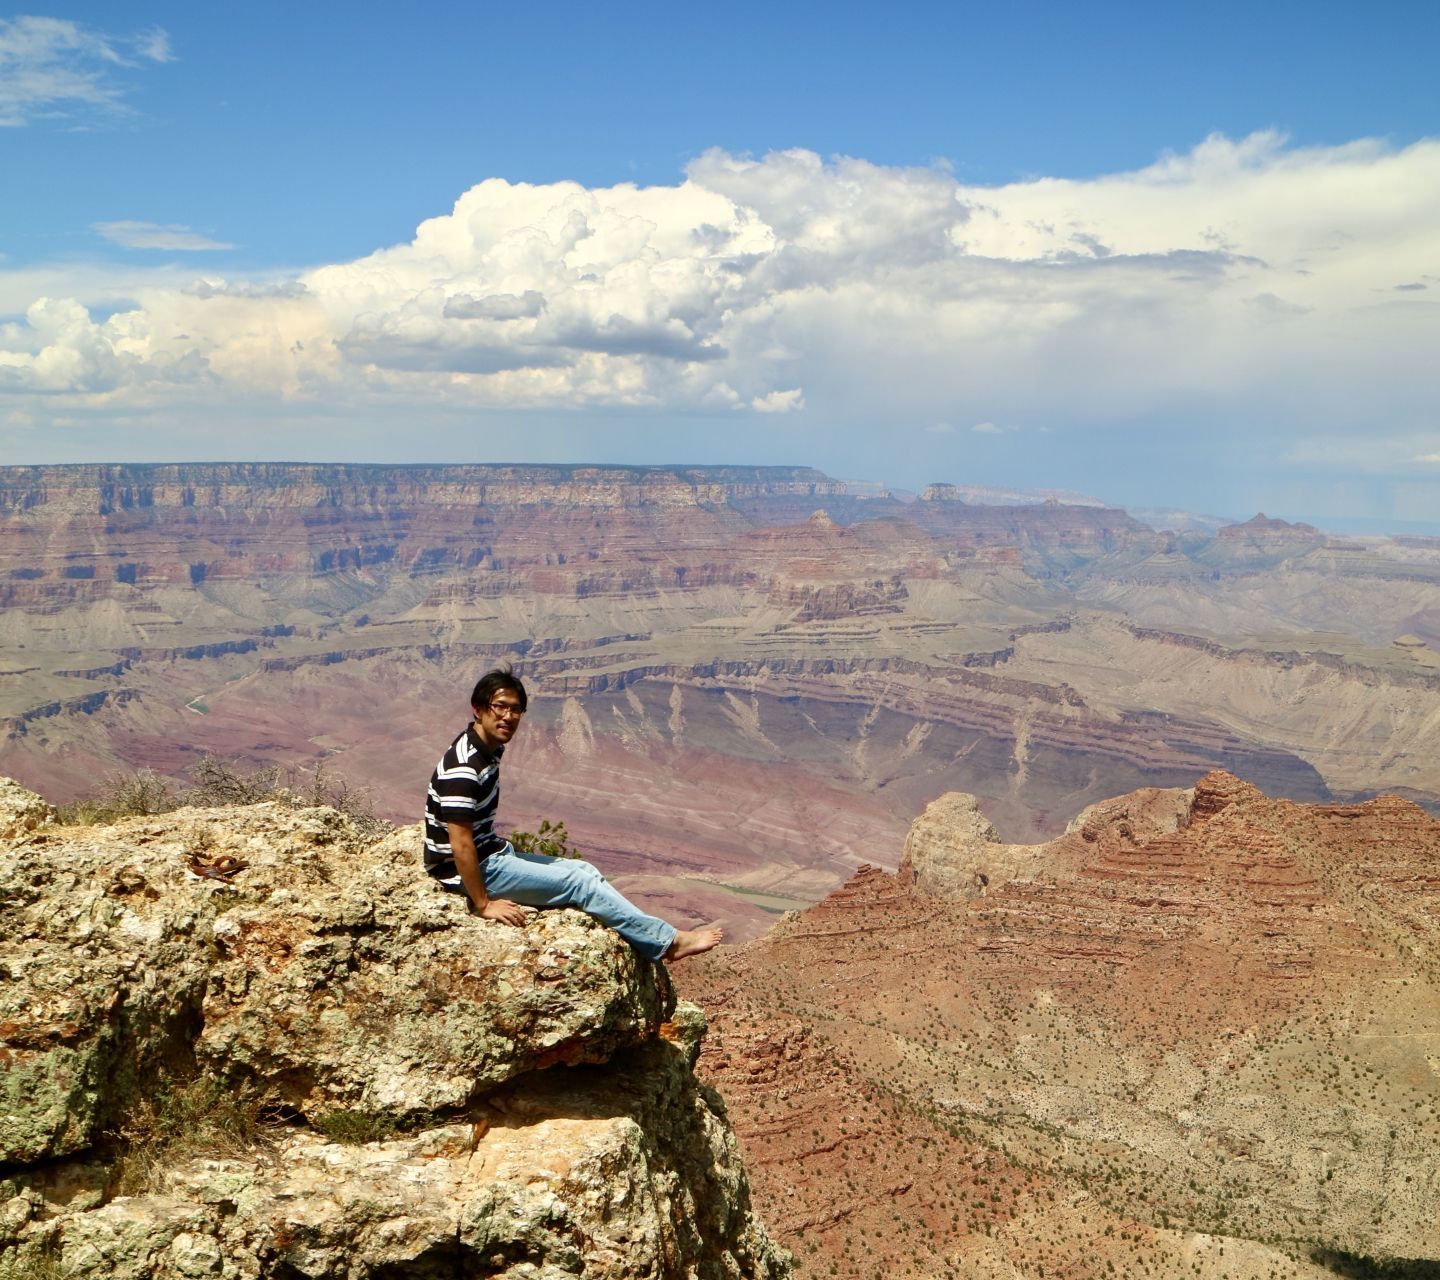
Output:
[2, 2, 1439, 529]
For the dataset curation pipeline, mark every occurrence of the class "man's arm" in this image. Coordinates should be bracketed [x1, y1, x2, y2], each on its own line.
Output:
[446, 822, 529, 926]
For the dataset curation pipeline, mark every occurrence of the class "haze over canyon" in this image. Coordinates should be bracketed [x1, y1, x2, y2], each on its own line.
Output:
[3, 461, 1437, 940]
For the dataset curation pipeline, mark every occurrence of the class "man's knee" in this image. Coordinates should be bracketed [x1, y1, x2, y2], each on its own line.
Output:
[552, 852, 593, 875]
[557, 858, 607, 898]
[565, 857, 603, 880]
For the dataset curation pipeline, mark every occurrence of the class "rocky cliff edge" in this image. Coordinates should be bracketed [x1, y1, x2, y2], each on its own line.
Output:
[0, 779, 789, 1279]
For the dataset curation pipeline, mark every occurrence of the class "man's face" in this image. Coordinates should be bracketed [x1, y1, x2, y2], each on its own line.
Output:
[474, 691, 525, 748]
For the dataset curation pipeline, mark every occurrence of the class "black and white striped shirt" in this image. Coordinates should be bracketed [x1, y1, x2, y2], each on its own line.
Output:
[423, 725, 507, 879]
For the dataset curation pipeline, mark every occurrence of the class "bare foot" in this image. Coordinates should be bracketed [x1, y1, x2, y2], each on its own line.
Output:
[664, 924, 725, 962]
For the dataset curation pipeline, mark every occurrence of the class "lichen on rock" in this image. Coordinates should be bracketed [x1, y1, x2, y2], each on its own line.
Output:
[0, 778, 790, 1279]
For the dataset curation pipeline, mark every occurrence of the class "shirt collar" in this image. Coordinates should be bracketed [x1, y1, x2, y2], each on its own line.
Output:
[465, 722, 505, 764]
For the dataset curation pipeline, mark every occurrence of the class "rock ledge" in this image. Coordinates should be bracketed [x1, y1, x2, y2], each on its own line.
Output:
[0, 780, 789, 1279]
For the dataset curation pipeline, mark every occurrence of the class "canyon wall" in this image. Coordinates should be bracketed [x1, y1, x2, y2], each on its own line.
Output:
[679, 773, 1440, 1279]
[2, 462, 1438, 936]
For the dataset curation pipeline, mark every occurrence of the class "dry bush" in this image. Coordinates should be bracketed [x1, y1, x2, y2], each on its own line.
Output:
[186, 754, 283, 806]
[57, 755, 391, 841]
[187, 755, 390, 841]
[0, 1240, 73, 1280]
[109, 1076, 274, 1195]
[56, 769, 177, 825]
[310, 1108, 398, 1145]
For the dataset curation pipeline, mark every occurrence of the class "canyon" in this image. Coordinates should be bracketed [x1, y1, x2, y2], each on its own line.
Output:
[5, 763, 1434, 1278]
[2, 462, 1439, 940]
[3, 455, 1437, 1276]
[2, 463, 1440, 944]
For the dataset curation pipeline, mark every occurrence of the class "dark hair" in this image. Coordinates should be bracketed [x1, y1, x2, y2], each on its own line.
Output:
[471, 667, 527, 713]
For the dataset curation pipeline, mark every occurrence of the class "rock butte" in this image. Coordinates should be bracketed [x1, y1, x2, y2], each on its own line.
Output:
[2, 462, 1439, 941]
[678, 771, 1440, 1279]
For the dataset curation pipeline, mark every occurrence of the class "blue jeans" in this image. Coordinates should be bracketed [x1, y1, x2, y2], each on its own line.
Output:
[478, 844, 676, 961]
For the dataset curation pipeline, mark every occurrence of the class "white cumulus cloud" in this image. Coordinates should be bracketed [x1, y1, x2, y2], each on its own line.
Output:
[3, 132, 1439, 467]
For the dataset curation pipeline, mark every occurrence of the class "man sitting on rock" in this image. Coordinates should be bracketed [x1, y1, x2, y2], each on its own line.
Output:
[424, 668, 724, 963]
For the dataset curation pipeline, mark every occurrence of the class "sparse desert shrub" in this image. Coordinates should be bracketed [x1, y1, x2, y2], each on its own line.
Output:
[56, 768, 177, 824]
[187, 753, 285, 805]
[311, 1108, 398, 1145]
[110, 1076, 272, 1195]
[288, 761, 389, 840]
[57, 754, 391, 842]
[508, 817, 581, 859]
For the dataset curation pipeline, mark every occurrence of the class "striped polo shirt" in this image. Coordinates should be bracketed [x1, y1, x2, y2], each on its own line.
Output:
[423, 724, 507, 879]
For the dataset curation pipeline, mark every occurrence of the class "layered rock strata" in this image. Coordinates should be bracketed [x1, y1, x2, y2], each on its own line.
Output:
[3, 462, 1439, 943]
[679, 772, 1440, 1279]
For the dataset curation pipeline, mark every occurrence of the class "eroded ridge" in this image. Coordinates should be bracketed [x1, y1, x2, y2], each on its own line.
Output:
[679, 771, 1440, 1280]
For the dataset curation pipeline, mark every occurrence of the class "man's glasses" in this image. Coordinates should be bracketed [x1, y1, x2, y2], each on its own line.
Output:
[488, 702, 525, 720]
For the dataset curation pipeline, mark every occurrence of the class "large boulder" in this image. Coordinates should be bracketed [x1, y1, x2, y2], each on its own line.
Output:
[0, 785, 672, 1164]
[0, 1034, 790, 1280]
[0, 778, 790, 1278]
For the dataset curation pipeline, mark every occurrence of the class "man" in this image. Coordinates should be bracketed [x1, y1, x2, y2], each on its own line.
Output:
[424, 668, 724, 963]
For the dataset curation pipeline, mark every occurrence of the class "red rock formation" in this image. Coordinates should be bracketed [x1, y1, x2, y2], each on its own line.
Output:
[678, 773, 1440, 1277]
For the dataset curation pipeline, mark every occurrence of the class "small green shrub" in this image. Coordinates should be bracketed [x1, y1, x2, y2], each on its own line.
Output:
[508, 818, 581, 860]
[311, 1108, 398, 1145]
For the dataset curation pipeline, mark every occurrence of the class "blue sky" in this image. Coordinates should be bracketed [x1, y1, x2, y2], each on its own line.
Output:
[3, 2, 1439, 527]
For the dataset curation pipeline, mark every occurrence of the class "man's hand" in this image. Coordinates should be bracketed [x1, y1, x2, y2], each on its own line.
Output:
[475, 897, 531, 927]
[447, 820, 530, 926]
